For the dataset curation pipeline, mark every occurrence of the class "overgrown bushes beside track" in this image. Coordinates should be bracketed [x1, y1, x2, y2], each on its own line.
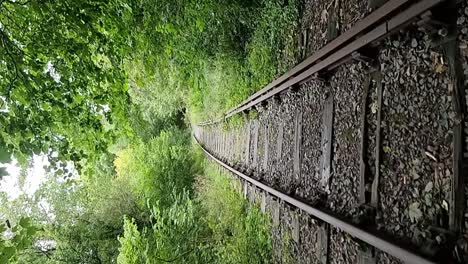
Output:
[128, 0, 301, 124]
[116, 147, 273, 264]
[112, 0, 298, 261]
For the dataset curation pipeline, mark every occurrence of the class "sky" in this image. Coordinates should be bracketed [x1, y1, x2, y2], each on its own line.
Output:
[0, 61, 61, 200]
[0, 155, 49, 200]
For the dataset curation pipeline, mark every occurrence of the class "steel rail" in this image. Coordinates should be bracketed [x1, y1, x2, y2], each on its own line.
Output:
[224, 0, 443, 119]
[223, 0, 411, 116]
[198, 0, 445, 126]
[194, 136, 439, 264]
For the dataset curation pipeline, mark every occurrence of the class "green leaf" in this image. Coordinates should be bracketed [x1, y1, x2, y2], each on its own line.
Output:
[0, 147, 11, 164]
[2, 246, 16, 259]
[26, 226, 38, 237]
[18, 217, 31, 229]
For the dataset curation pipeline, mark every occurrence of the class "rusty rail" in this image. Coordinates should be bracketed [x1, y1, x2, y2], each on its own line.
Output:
[198, 0, 445, 126]
[194, 135, 439, 264]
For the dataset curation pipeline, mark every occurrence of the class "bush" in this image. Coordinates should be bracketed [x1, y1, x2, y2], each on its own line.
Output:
[246, 0, 300, 89]
[187, 0, 300, 122]
[117, 191, 214, 264]
[123, 0, 300, 123]
[196, 162, 273, 264]
[117, 217, 145, 264]
[114, 128, 198, 209]
[116, 155, 273, 264]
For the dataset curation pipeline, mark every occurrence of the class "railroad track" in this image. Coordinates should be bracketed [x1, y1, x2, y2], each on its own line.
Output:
[195, 0, 467, 263]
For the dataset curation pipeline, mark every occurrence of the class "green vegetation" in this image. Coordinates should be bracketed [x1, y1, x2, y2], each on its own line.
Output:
[197, 163, 273, 263]
[0, 218, 39, 263]
[116, 161, 273, 264]
[113, 129, 197, 209]
[127, 0, 301, 123]
[0, 0, 134, 171]
[0, 0, 301, 263]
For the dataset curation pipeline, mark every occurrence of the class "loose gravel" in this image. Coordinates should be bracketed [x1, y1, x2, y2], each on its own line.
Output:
[378, 29, 453, 250]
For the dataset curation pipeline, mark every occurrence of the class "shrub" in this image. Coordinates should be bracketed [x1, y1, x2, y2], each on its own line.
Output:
[117, 217, 145, 264]
[114, 128, 198, 209]
[117, 192, 214, 264]
[196, 162, 273, 264]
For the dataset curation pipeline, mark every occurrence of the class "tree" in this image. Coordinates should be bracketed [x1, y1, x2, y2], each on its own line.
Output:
[0, 0, 135, 172]
[0, 217, 39, 263]
[0, 165, 140, 263]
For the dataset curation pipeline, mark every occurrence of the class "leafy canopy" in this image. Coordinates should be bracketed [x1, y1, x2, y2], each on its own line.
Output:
[0, 0, 134, 171]
[0, 217, 39, 263]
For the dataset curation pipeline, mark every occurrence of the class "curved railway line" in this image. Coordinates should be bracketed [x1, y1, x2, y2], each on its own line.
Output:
[195, 136, 437, 264]
[195, 0, 468, 263]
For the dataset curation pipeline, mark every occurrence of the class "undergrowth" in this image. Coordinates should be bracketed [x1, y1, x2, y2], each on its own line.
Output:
[126, 0, 301, 125]
[188, 0, 301, 123]
[116, 146, 273, 263]
[116, 0, 300, 262]
[196, 161, 273, 264]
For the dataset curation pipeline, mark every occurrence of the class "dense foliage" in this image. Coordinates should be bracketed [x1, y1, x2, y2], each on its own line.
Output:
[0, 0, 136, 171]
[117, 163, 273, 264]
[127, 0, 300, 122]
[0, 218, 38, 263]
[114, 129, 196, 209]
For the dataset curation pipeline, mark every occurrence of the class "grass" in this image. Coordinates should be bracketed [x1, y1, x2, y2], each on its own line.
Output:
[187, 0, 301, 124]
[115, 141, 274, 263]
[196, 160, 273, 264]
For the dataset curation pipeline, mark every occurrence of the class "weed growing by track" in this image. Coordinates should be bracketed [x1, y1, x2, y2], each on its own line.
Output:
[116, 147, 273, 263]
[196, 161, 273, 263]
